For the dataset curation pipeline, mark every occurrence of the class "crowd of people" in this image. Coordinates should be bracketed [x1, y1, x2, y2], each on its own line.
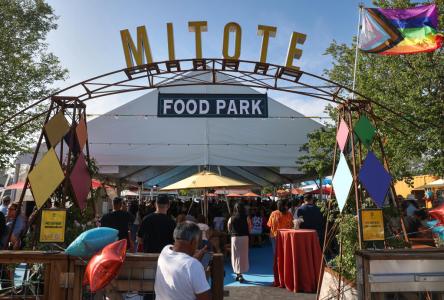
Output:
[5, 190, 436, 299]
[0, 185, 442, 299]
[95, 193, 324, 299]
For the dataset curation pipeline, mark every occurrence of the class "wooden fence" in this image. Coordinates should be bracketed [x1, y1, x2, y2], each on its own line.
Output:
[0, 251, 224, 300]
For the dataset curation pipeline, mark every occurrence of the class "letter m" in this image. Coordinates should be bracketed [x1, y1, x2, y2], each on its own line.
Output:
[120, 26, 153, 68]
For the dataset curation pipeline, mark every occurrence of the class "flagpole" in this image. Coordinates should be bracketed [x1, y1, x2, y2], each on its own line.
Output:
[351, 3, 364, 100]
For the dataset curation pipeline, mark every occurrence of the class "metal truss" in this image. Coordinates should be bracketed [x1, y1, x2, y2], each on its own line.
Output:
[58, 58, 351, 104]
[2, 58, 422, 133]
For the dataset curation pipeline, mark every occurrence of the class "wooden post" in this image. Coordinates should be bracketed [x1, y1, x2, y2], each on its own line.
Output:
[347, 106, 363, 249]
[48, 259, 66, 300]
[211, 253, 224, 300]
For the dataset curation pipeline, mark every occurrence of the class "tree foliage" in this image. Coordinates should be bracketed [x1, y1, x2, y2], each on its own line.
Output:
[297, 120, 336, 184]
[0, 0, 67, 168]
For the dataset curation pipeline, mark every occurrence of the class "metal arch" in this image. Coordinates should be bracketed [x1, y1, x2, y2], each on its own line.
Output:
[1, 58, 424, 131]
[1, 59, 349, 126]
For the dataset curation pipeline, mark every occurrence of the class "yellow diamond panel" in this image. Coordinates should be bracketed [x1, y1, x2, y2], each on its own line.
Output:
[44, 112, 70, 147]
[28, 148, 65, 208]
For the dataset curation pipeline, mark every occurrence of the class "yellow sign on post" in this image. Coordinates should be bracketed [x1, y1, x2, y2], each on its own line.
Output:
[40, 209, 67, 243]
[361, 209, 385, 241]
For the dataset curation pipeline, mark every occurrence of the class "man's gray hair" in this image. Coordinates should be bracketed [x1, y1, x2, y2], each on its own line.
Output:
[1, 196, 11, 205]
[173, 221, 201, 242]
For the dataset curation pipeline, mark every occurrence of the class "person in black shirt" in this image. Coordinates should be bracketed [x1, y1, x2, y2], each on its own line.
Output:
[297, 194, 324, 246]
[138, 194, 176, 253]
[100, 197, 135, 251]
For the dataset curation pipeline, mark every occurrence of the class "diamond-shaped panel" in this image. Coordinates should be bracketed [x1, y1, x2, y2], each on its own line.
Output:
[336, 119, 349, 152]
[70, 153, 91, 210]
[28, 148, 65, 208]
[359, 151, 391, 208]
[64, 125, 81, 155]
[44, 112, 70, 147]
[354, 116, 376, 147]
[332, 153, 353, 212]
[76, 117, 88, 151]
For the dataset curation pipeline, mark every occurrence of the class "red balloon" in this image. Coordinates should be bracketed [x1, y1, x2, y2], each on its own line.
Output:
[429, 204, 444, 226]
[83, 239, 127, 292]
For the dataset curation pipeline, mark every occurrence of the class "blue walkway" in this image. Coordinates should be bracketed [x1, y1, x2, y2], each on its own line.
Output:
[224, 242, 275, 287]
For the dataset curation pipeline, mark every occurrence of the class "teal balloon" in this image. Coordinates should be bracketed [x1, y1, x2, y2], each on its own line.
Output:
[426, 220, 439, 228]
[431, 226, 444, 234]
[65, 227, 118, 257]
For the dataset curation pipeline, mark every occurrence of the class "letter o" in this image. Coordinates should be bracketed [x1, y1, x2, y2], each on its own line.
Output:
[222, 22, 242, 60]
[174, 99, 185, 114]
[186, 99, 198, 114]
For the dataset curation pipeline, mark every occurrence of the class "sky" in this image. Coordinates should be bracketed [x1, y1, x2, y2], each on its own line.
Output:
[45, 0, 373, 120]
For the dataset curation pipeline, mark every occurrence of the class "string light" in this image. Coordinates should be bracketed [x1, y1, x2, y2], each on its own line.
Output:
[90, 142, 305, 146]
[86, 113, 332, 119]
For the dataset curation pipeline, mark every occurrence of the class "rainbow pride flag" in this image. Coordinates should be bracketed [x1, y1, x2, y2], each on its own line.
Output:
[359, 4, 443, 55]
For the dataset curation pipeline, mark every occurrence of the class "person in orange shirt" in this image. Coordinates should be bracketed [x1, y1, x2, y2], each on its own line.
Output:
[267, 200, 293, 254]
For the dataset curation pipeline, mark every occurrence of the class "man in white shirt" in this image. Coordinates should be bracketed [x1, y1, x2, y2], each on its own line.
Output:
[155, 222, 211, 300]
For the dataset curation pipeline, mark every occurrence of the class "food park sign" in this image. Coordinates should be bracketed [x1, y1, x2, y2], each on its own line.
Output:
[158, 93, 268, 118]
[120, 21, 306, 118]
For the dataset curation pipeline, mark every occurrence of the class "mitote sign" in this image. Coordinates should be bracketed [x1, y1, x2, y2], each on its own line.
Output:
[158, 93, 268, 118]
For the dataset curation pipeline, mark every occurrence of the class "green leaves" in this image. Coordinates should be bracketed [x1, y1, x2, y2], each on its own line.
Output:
[0, 0, 67, 168]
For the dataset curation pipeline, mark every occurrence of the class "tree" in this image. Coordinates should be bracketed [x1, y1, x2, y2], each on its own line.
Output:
[0, 0, 67, 169]
[324, 0, 444, 178]
[297, 119, 336, 187]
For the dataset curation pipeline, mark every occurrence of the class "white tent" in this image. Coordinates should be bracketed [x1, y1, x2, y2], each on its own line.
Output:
[19, 72, 322, 187]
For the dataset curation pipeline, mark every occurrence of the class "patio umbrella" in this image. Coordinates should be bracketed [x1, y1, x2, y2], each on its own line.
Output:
[291, 188, 304, 195]
[161, 171, 250, 221]
[242, 192, 259, 197]
[161, 171, 250, 191]
[91, 179, 113, 190]
[202, 193, 218, 197]
[277, 189, 289, 196]
[226, 193, 242, 197]
[423, 179, 444, 189]
[5, 181, 27, 190]
[306, 186, 334, 195]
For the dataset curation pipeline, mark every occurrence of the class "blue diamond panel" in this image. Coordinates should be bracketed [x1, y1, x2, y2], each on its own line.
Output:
[358, 151, 391, 208]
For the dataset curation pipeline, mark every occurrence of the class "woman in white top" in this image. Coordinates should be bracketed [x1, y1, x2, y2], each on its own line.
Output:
[196, 215, 210, 247]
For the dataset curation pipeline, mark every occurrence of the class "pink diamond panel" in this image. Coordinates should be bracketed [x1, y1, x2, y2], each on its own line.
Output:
[336, 119, 349, 152]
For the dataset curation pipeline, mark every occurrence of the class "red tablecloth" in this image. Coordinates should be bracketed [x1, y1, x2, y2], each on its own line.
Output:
[273, 229, 322, 293]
